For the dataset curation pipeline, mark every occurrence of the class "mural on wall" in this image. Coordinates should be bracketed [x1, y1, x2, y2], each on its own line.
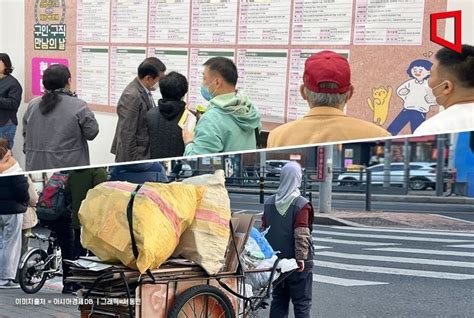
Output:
[367, 85, 393, 126]
[387, 59, 437, 135]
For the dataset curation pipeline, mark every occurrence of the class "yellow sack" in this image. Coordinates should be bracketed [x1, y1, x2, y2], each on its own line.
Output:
[173, 170, 231, 275]
[79, 181, 204, 273]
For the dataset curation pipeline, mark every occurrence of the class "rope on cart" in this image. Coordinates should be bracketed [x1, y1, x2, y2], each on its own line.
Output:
[119, 271, 134, 317]
[126, 184, 157, 284]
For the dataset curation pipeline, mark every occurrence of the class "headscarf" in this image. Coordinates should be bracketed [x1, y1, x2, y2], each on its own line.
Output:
[275, 161, 302, 216]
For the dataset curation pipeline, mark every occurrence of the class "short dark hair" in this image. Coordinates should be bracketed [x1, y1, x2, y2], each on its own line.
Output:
[0, 53, 13, 75]
[203, 57, 238, 86]
[138, 57, 166, 80]
[436, 44, 474, 88]
[159, 71, 188, 100]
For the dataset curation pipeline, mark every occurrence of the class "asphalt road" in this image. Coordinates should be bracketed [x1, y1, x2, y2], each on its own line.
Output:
[2, 225, 473, 318]
[229, 193, 474, 222]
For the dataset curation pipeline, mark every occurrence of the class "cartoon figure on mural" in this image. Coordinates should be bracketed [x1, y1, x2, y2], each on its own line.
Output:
[367, 86, 393, 125]
[387, 59, 437, 135]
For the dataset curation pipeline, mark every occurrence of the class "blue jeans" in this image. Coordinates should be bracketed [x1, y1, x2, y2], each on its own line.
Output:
[0, 123, 17, 148]
[387, 109, 426, 135]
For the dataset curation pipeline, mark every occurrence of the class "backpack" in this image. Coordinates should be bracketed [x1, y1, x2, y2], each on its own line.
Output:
[36, 172, 69, 222]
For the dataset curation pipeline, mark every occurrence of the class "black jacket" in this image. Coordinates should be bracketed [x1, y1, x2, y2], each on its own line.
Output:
[0, 175, 29, 215]
[0, 75, 23, 126]
[146, 99, 186, 159]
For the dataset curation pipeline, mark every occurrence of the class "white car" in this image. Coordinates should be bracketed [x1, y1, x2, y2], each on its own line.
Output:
[337, 162, 449, 191]
[179, 164, 193, 178]
[265, 160, 292, 177]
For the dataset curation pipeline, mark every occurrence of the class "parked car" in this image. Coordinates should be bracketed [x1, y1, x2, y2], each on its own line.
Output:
[179, 163, 193, 178]
[337, 162, 451, 191]
[265, 160, 292, 178]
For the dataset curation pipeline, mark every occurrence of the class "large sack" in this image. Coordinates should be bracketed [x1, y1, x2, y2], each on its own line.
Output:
[173, 170, 231, 275]
[79, 181, 204, 273]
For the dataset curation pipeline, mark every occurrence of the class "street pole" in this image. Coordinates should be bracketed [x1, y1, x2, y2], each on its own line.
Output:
[383, 139, 392, 188]
[403, 138, 410, 194]
[319, 144, 333, 213]
[447, 133, 457, 170]
[259, 151, 266, 203]
[436, 134, 446, 196]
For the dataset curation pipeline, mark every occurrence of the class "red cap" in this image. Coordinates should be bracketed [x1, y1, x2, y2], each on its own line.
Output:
[303, 51, 351, 94]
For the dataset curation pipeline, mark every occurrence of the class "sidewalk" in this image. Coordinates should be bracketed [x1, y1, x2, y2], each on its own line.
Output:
[0, 277, 77, 318]
[314, 211, 474, 232]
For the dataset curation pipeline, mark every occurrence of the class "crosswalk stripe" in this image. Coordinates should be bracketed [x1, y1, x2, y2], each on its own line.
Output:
[314, 237, 401, 246]
[312, 274, 388, 286]
[314, 245, 332, 250]
[315, 251, 474, 268]
[445, 244, 474, 248]
[314, 260, 474, 280]
[324, 226, 474, 238]
[313, 230, 474, 243]
[365, 247, 474, 257]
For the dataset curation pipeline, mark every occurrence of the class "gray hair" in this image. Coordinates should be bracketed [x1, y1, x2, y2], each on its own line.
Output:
[304, 82, 349, 107]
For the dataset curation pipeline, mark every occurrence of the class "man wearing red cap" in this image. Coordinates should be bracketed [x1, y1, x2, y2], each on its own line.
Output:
[268, 51, 390, 147]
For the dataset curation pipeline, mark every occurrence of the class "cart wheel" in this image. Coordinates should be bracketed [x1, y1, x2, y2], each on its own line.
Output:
[167, 285, 235, 318]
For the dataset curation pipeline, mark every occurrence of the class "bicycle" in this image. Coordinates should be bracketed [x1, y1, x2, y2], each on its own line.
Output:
[18, 231, 62, 294]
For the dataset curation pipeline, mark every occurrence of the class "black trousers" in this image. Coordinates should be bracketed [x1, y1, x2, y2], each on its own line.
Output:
[47, 216, 74, 285]
[270, 269, 313, 318]
[73, 228, 88, 259]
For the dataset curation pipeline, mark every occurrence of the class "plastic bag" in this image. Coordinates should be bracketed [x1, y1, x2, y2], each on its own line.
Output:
[79, 181, 204, 273]
[245, 237, 265, 261]
[250, 227, 275, 259]
[245, 256, 299, 290]
[173, 170, 232, 275]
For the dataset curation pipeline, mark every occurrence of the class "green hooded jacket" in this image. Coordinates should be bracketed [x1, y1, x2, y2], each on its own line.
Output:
[184, 91, 261, 156]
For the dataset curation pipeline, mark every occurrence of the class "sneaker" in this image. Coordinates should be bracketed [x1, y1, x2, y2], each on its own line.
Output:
[0, 280, 20, 289]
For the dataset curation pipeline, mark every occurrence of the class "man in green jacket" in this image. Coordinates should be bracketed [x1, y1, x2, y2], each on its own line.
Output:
[67, 168, 107, 259]
[183, 57, 261, 155]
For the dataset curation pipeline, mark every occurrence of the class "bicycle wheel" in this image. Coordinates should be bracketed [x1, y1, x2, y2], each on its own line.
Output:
[19, 250, 48, 294]
[167, 285, 235, 318]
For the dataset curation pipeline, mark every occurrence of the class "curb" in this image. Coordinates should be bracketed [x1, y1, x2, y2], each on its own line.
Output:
[314, 215, 360, 227]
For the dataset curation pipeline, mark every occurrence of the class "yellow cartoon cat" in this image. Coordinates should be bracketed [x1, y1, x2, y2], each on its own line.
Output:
[368, 86, 392, 125]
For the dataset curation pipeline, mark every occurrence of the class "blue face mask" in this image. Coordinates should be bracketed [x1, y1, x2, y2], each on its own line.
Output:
[200, 85, 214, 101]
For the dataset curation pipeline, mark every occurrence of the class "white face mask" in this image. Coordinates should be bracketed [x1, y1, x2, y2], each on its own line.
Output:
[426, 80, 448, 105]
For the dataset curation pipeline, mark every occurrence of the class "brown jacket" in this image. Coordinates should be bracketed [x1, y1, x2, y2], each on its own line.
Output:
[111, 78, 154, 162]
[267, 107, 390, 148]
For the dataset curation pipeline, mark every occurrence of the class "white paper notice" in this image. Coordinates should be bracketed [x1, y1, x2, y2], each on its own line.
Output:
[287, 49, 350, 121]
[76, 46, 109, 105]
[236, 49, 287, 124]
[292, 0, 353, 45]
[111, 0, 148, 43]
[110, 47, 147, 105]
[238, 0, 291, 45]
[188, 48, 235, 109]
[354, 0, 425, 45]
[148, 48, 189, 101]
[77, 0, 110, 42]
[149, 0, 190, 44]
[191, 0, 238, 44]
